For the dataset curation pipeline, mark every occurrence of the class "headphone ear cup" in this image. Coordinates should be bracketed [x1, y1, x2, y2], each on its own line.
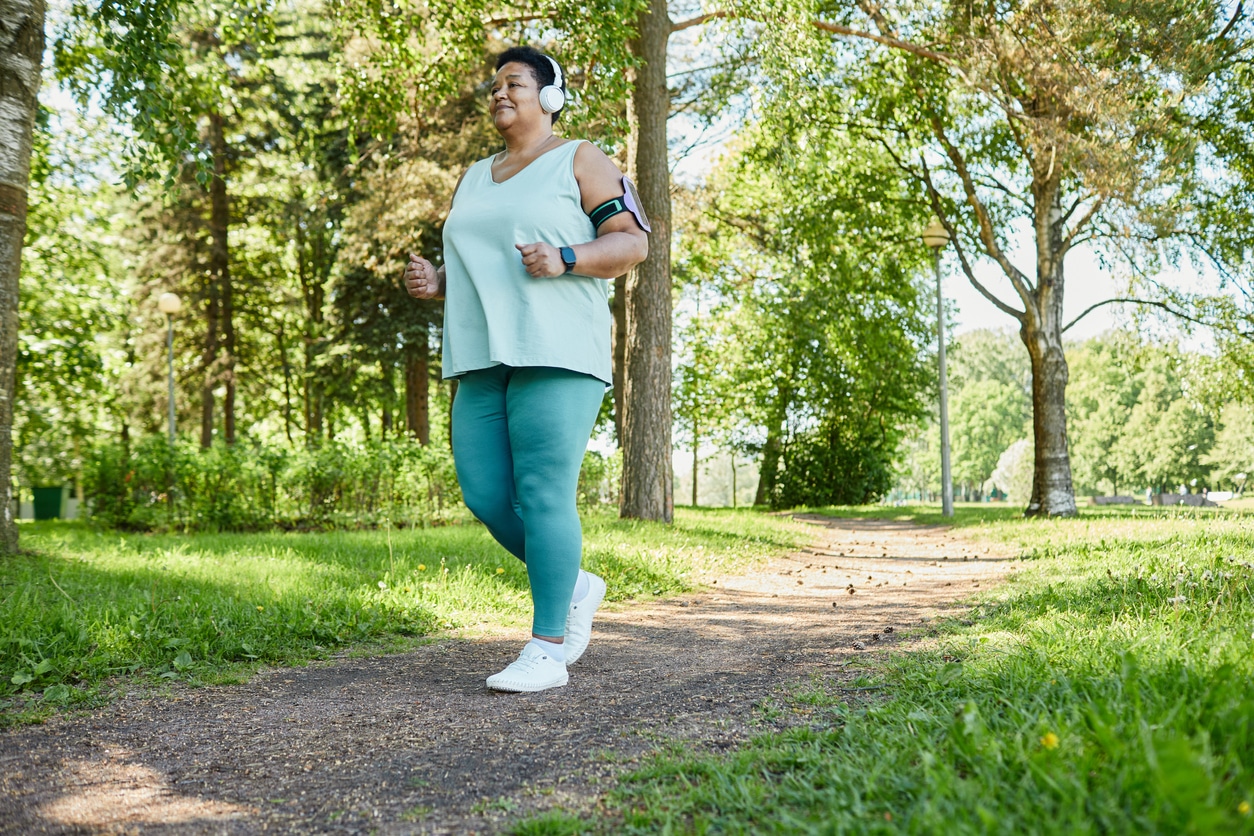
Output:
[538, 85, 565, 114]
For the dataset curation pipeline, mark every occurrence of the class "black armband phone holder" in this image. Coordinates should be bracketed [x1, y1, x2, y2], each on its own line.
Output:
[588, 176, 652, 233]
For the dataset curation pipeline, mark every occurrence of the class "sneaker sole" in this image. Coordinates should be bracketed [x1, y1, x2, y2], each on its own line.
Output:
[485, 671, 569, 693]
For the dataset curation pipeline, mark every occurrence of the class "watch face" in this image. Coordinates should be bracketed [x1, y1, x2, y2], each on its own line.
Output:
[561, 247, 576, 269]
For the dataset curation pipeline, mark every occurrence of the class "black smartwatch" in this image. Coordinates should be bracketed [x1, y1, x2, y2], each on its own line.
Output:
[559, 246, 577, 274]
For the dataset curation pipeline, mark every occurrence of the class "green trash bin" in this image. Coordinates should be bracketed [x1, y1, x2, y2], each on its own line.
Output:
[32, 487, 65, 520]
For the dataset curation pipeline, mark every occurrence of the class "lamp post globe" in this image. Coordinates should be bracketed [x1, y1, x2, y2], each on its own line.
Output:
[922, 219, 950, 249]
[922, 219, 954, 518]
[158, 292, 182, 315]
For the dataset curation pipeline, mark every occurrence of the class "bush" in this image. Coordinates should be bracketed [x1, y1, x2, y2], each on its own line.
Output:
[578, 449, 621, 507]
[773, 421, 896, 507]
[84, 435, 462, 532]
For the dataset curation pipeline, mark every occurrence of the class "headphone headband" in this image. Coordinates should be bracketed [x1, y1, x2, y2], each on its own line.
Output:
[543, 55, 563, 90]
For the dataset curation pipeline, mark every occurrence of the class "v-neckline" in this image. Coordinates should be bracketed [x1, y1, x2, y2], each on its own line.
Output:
[489, 140, 570, 185]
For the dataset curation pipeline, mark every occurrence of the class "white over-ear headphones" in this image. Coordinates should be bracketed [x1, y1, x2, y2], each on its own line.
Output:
[538, 55, 566, 114]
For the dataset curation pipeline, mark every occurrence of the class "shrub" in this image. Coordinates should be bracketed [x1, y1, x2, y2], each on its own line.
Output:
[84, 435, 462, 532]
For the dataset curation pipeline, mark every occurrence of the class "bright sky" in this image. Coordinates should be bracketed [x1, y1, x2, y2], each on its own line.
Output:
[945, 244, 1124, 339]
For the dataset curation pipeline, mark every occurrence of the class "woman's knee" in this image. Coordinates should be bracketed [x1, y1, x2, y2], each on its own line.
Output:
[461, 485, 514, 526]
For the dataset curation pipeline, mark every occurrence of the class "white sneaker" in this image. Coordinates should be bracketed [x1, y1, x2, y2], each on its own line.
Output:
[564, 572, 606, 666]
[486, 643, 569, 693]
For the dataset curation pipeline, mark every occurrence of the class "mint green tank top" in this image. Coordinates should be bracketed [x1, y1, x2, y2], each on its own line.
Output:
[441, 140, 611, 384]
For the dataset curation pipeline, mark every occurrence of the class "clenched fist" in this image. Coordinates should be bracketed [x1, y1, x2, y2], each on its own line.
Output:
[404, 253, 443, 299]
[515, 242, 566, 278]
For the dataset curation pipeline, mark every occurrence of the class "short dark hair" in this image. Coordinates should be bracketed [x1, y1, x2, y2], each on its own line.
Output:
[495, 46, 565, 124]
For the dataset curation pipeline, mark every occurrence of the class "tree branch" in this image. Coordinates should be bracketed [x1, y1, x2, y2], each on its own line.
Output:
[919, 156, 1026, 321]
[811, 19, 955, 67]
[1218, 1, 1245, 41]
[483, 13, 549, 26]
[1061, 296, 1246, 337]
[672, 11, 728, 33]
[927, 113, 1036, 306]
[1059, 197, 1104, 255]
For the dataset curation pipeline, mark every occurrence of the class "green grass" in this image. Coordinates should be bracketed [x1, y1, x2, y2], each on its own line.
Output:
[513, 506, 1254, 835]
[0, 508, 811, 725]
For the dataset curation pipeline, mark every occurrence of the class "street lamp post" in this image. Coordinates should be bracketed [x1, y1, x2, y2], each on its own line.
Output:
[922, 220, 954, 518]
[158, 292, 182, 445]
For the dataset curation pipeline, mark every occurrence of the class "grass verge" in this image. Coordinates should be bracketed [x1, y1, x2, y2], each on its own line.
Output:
[513, 506, 1254, 834]
[0, 508, 812, 725]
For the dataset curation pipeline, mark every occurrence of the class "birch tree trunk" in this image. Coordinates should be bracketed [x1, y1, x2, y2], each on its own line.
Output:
[621, 0, 673, 522]
[0, 0, 44, 553]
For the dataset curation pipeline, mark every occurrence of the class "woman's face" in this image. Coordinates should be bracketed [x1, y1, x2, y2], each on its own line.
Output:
[490, 61, 543, 131]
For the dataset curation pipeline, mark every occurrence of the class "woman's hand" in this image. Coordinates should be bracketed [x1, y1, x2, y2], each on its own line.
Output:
[404, 253, 443, 299]
[515, 242, 566, 278]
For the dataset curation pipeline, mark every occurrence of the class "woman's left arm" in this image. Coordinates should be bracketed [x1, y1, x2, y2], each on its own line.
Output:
[515, 141, 649, 280]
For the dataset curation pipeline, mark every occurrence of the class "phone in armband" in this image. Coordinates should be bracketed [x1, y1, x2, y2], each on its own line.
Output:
[588, 176, 652, 233]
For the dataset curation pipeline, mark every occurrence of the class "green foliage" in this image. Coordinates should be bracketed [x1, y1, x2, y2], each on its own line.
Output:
[776, 418, 898, 507]
[1205, 402, 1254, 492]
[327, 0, 646, 148]
[577, 449, 621, 508]
[16, 105, 125, 488]
[0, 509, 813, 721]
[1112, 346, 1217, 493]
[84, 435, 462, 531]
[526, 509, 1254, 834]
[678, 108, 934, 509]
[54, 0, 279, 186]
[950, 379, 1030, 490]
[1066, 335, 1144, 495]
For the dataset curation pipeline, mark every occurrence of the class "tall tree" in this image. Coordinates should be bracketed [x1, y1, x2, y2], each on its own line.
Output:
[0, 0, 44, 552]
[1112, 346, 1216, 493]
[679, 114, 933, 507]
[619, 0, 673, 520]
[778, 0, 1247, 515]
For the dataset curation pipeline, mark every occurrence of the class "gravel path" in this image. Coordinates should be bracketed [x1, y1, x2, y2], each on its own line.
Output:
[0, 515, 1015, 835]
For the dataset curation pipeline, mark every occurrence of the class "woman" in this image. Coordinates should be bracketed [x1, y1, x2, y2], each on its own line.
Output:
[404, 46, 649, 693]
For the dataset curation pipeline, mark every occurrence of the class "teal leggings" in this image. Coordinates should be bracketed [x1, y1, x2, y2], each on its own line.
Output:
[451, 365, 605, 637]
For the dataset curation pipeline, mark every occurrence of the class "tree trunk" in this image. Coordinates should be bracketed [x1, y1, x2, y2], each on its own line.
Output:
[691, 415, 699, 508]
[1021, 277, 1077, 517]
[620, 0, 673, 522]
[200, 235, 220, 448]
[755, 429, 783, 507]
[297, 220, 324, 447]
[381, 358, 394, 438]
[278, 319, 294, 444]
[754, 385, 790, 506]
[0, 0, 44, 554]
[207, 110, 234, 444]
[405, 335, 429, 445]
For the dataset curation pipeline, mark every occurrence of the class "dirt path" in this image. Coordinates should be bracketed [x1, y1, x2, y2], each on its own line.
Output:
[0, 516, 1015, 835]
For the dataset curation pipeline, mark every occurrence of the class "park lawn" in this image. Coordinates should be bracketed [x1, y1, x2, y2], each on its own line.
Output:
[516, 505, 1254, 835]
[0, 508, 813, 726]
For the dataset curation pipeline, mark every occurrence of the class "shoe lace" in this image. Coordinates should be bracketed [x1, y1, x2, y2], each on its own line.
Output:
[514, 647, 549, 671]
